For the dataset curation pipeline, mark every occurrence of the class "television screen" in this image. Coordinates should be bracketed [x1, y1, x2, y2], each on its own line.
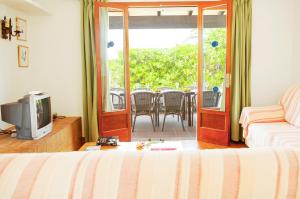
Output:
[36, 97, 51, 129]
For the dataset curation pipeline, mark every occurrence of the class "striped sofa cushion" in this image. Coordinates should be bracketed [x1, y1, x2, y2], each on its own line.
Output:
[280, 84, 300, 127]
[285, 91, 300, 127]
[280, 84, 300, 111]
[1, 149, 300, 199]
[239, 105, 285, 138]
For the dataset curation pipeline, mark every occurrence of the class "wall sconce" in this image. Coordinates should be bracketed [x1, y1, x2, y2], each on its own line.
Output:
[1, 16, 23, 41]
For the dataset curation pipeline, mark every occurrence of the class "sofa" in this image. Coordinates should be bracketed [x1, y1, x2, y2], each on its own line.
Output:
[1, 148, 300, 199]
[240, 85, 300, 147]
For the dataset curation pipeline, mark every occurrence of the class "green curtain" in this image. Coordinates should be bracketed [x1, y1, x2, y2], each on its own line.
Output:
[231, 0, 252, 142]
[81, 0, 98, 142]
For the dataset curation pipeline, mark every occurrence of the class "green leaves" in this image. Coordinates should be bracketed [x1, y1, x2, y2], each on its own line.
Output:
[108, 29, 226, 91]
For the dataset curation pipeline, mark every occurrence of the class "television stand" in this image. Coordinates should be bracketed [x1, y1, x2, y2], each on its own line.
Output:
[0, 117, 83, 153]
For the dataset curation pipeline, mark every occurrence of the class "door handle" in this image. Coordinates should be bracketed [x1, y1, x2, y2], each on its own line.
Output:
[225, 73, 231, 88]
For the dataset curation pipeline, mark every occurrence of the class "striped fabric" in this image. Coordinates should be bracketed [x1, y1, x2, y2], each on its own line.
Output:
[285, 89, 300, 127]
[239, 105, 285, 138]
[280, 84, 300, 112]
[246, 122, 300, 147]
[1, 149, 300, 199]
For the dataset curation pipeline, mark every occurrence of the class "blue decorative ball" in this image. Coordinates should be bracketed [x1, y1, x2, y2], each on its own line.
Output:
[213, 87, 219, 93]
[107, 41, 114, 48]
[211, 41, 219, 48]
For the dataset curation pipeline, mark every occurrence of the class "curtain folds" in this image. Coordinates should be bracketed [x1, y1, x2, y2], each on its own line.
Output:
[230, 0, 252, 142]
[81, 0, 98, 141]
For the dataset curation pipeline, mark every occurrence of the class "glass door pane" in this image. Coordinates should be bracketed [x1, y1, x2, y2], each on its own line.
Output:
[99, 7, 126, 112]
[201, 5, 227, 111]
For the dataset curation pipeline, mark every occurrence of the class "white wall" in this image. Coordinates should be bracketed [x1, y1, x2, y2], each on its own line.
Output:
[0, 0, 82, 129]
[0, 0, 82, 131]
[251, 0, 297, 106]
[28, 0, 82, 117]
[293, 0, 300, 84]
[0, 5, 31, 129]
[0, 5, 30, 104]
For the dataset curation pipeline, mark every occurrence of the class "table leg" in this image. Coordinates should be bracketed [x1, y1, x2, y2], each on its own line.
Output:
[187, 94, 192, 127]
[155, 96, 159, 127]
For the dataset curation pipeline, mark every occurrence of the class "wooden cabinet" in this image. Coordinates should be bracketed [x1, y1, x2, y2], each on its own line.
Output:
[0, 117, 83, 153]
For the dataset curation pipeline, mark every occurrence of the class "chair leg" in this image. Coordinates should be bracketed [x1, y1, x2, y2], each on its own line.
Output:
[162, 114, 167, 132]
[150, 115, 155, 132]
[191, 111, 194, 127]
[157, 112, 159, 127]
[132, 115, 137, 132]
[180, 114, 185, 132]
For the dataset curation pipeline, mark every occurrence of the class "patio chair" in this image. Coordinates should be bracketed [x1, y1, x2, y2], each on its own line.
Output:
[134, 87, 152, 92]
[203, 91, 221, 107]
[111, 87, 124, 92]
[190, 91, 221, 126]
[160, 91, 185, 131]
[110, 92, 124, 110]
[156, 87, 173, 119]
[131, 91, 156, 132]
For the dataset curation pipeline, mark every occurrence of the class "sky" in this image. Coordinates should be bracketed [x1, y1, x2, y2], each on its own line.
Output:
[107, 29, 198, 59]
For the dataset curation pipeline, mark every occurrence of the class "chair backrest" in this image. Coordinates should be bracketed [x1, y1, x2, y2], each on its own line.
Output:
[131, 91, 155, 113]
[203, 91, 221, 107]
[134, 87, 152, 92]
[111, 88, 124, 92]
[162, 91, 185, 113]
[110, 92, 124, 109]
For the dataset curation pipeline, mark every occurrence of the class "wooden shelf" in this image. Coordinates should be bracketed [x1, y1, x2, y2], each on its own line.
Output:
[0, 117, 83, 153]
[0, 0, 50, 16]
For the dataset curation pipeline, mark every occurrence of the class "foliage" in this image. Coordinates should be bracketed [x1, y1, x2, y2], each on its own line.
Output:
[203, 28, 226, 90]
[108, 28, 226, 91]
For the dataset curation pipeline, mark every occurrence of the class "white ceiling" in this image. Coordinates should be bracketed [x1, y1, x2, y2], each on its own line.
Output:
[109, 7, 226, 16]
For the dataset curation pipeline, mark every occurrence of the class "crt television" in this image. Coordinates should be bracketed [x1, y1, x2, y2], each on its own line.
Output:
[0, 93, 52, 140]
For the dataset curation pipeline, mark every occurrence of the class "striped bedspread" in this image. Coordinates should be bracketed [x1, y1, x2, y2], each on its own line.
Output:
[1, 149, 300, 199]
[239, 105, 285, 138]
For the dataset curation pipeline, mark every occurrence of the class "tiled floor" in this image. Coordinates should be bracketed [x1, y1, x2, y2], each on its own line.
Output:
[132, 114, 196, 141]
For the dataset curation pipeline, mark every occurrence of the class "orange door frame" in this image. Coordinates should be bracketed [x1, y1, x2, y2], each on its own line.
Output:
[94, 0, 232, 143]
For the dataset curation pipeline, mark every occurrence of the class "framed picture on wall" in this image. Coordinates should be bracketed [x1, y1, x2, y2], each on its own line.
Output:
[18, 45, 29, 67]
[16, 17, 27, 41]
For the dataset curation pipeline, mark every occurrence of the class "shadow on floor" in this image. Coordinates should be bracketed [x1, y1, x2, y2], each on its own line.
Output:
[132, 114, 196, 141]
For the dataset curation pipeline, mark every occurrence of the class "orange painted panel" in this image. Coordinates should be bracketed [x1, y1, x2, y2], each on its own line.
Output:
[103, 114, 128, 132]
[200, 112, 225, 130]
[198, 127, 229, 146]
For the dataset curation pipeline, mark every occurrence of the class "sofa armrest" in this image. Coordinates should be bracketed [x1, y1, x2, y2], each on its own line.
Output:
[239, 105, 285, 138]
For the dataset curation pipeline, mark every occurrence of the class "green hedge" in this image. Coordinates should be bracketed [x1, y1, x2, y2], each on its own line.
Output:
[108, 28, 226, 91]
